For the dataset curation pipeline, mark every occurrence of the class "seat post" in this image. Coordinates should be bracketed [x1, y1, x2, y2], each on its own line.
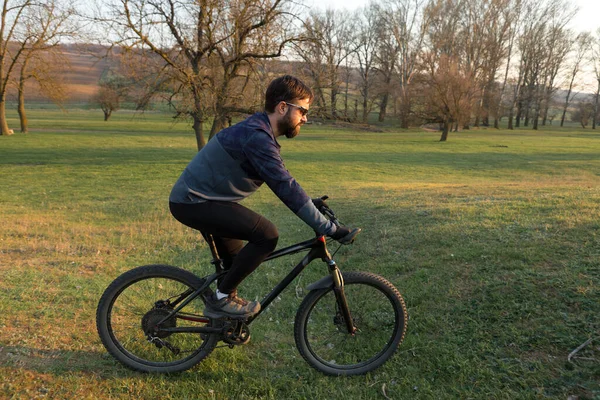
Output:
[202, 232, 224, 271]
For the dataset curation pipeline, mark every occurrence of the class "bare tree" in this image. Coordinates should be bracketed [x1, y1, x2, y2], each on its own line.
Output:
[15, 0, 76, 133]
[494, 0, 523, 129]
[418, 0, 480, 140]
[372, 3, 400, 122]
[536, 5, 575, 129]
[419, 53, 477, 141]
[590, 27, 600, 129]
[571, 101, 594, 128]
[471, 0, 515, 128]
[508, 0, 548, 129]
[560, 32, 591, 127]
[385, 0, 431, 128]
[353, 4, 380, 123]
[207, 2, 303, 138]
[93, 71, 130, 121]
[0, 0, 39, 135]
[295, 8, 353, 119]
[98, 0, 300, 150]
[509, 0, 575, 130]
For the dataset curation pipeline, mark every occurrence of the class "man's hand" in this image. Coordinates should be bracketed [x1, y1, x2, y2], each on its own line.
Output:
[312, 197, 329, 212]
[330, 226, 361, 244]
[330, 226, 351, 239]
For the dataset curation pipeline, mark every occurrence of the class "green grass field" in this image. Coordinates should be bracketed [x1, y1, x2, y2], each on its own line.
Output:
[1, 109, 599, 399]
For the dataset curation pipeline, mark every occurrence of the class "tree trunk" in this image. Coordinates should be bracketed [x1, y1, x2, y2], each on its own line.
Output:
[482, 114, 489, 127]
[532, 94, 541, 130]
[541, 101, 549, 126]
[399, 88, 410, 129]
[362, 90, 369, 123]
[560, 109, 567, 127]
[560, 91, 571, 127]
[593, 80, 600, 130]
[193, 113, 206, 150]
[440, 119, 450, 141]
[17, 58, 29, 133]
[474, 93, 485, 127]
[344, 71, 349, 119]
[378, 93, 389, 122]
[209, 114, 228, 140]
[191, 84, 206, 150]
[18, 85, 28, 133]
[0, 97, 12, 135]
[103, 110, 111, 121]
[330, 85, 338, 120]
[316, 86, 328, 117]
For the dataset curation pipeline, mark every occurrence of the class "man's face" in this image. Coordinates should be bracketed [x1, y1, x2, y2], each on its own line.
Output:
[278, 98, 310, 139]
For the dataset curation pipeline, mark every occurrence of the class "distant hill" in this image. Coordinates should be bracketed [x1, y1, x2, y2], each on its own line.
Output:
[7, 44, 114, 104]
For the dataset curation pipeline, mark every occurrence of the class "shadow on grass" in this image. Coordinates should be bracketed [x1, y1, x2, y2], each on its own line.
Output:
[0, 345, 117, 376]
[0, 343, 281, 392]
[2, 146, 599, 175]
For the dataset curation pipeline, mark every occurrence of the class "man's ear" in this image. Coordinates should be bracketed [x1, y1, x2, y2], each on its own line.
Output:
[277, 101, 286, 115]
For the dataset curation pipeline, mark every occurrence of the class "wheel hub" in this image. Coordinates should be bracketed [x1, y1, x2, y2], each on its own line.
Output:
[141, 308, 176, 338]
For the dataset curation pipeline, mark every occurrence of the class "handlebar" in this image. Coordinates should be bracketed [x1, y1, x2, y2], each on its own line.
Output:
[315, 195, 339, 226]
[315, 195, 361, 244]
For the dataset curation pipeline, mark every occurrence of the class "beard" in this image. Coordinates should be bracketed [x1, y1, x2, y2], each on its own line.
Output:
[278, 111, 302, 138]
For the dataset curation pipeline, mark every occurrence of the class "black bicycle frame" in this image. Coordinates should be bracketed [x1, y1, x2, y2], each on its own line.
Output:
[248, 235, 330, 323]
[158, 234, 356, 334]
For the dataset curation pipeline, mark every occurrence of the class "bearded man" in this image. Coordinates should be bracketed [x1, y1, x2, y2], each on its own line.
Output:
[169, 75, 353, 318]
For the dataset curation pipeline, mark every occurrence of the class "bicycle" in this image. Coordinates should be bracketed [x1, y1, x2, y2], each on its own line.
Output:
[96, 197, 408, 376]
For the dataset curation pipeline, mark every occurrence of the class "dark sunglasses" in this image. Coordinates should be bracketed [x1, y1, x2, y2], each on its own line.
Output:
[284, 102, 309, 116]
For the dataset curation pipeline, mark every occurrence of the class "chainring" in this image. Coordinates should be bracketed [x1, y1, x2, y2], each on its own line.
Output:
[222, 320, 251, 345]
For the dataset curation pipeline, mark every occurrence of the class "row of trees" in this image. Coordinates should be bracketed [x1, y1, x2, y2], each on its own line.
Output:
[296, 0, 600, 139]
[2, 0, 600, 144]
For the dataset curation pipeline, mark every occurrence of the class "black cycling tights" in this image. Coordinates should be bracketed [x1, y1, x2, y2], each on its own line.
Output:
[169, 201, 279, 294]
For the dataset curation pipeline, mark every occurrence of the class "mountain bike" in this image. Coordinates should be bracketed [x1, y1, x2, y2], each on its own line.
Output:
[96, 197, 408, 376]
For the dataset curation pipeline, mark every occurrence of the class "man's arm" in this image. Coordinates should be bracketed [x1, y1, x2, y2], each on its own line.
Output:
[243, 131, 336, 236]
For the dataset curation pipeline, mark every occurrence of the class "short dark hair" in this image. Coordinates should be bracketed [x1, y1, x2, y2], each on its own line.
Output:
[264, 75, 313, 113]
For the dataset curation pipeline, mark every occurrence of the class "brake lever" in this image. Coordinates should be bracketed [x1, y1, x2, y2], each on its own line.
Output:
[323, 209, 341, 227]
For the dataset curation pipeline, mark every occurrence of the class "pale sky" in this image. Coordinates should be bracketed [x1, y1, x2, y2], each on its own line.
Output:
[309, 0, 600, 33]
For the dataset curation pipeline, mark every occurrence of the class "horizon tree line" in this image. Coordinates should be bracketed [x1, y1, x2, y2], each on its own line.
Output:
[3, 0, 600, 144]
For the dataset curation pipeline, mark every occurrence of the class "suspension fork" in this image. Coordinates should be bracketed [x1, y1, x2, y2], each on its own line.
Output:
[327, 258, 357, 335]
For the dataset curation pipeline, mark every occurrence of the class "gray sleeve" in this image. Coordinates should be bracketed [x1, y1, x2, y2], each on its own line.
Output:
[296, 199, 337, 236]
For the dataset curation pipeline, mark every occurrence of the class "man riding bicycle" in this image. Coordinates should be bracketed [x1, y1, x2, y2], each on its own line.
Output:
[169, 75, 355, 318]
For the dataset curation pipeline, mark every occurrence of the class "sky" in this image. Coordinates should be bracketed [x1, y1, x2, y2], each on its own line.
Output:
[309, 0, 600, 33]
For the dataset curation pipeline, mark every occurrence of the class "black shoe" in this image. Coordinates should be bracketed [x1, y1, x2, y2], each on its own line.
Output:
[204, 291, 260, 318]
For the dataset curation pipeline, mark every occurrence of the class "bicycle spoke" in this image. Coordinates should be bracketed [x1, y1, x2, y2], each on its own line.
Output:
[109, 277, 208, 363]
[295, 272, 407, 374]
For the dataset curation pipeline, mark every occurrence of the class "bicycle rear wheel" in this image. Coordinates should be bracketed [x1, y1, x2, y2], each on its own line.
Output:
[294, 271, 407, 375]
[96, 265, 218, 373]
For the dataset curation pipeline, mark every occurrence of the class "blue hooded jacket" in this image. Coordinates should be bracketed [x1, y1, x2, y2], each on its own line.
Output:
[170, 112, 336, 236]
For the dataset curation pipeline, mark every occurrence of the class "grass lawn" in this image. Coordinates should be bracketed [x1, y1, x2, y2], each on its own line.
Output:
[1, 109, 598, 399]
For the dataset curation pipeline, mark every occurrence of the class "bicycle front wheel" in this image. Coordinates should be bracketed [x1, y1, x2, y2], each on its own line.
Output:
[96, 264, 218, 373]
[294, 271, 407, 375]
